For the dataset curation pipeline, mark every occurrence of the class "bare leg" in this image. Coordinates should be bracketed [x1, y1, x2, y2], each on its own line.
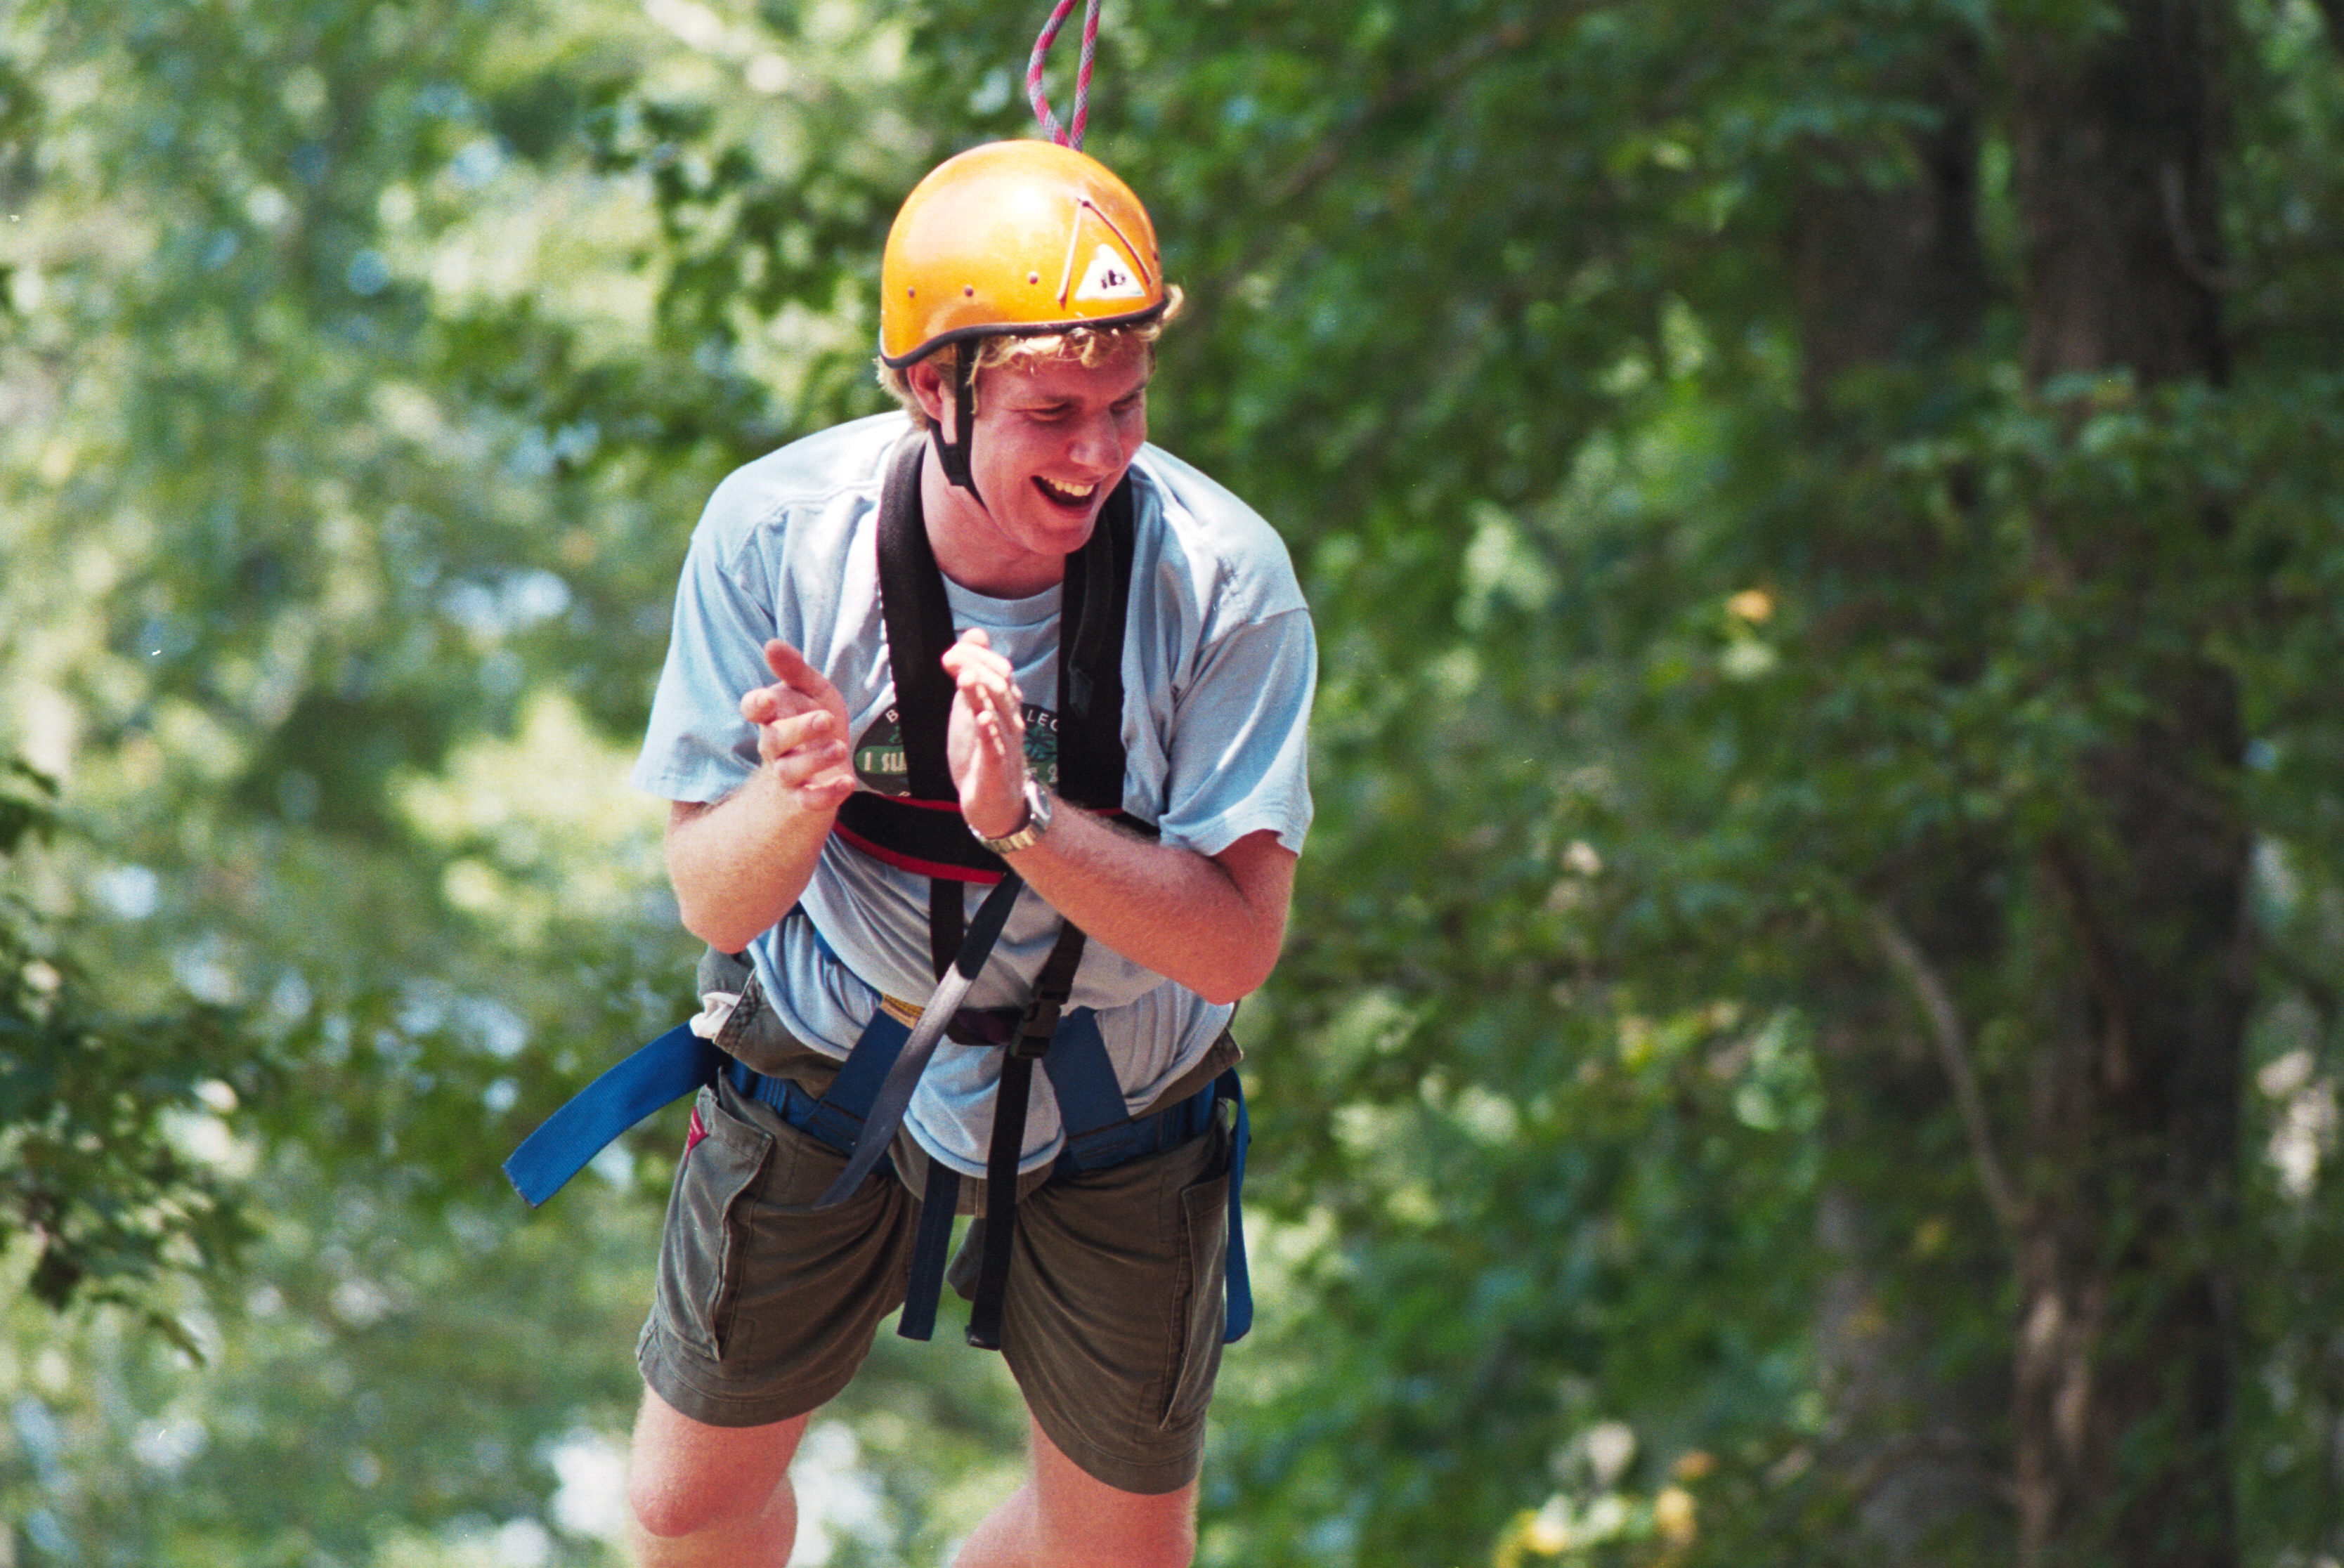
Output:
[953, 1414, 1197, 1568]
[627, 1383, 810, 1567]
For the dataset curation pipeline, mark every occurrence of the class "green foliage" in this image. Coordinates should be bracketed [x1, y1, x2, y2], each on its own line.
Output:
[0, 758, 254, 1352]
[5, 0, 2344, 1561]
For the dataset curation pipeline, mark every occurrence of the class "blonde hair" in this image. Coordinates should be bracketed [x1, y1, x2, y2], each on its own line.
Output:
[875, 285, 1185, 419]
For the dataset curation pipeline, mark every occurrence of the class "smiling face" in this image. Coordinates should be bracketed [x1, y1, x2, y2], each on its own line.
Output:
[908, 336, 1152, 597]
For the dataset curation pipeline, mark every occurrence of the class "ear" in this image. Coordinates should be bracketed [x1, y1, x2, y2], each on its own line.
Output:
[905, 356, 952, 430]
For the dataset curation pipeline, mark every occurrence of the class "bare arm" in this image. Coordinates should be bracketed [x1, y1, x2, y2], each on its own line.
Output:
[665, 641, 855, 954]
[998, 814, 1294, 1005]
[944, 631, 1296, 1004]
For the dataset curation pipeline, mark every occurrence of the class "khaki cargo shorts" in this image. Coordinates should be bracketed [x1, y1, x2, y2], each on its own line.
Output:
[637, 1036, 1235, 1496]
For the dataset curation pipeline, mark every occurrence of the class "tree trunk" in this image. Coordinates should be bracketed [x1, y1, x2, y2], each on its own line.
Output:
[1790, 39, 2010, 1560]
[2005, 4, 2250, 1564]
[1789, 39, 1987, 409]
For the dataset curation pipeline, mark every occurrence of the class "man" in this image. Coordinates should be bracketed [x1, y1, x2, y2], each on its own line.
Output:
[620, 141, 1315, 1567]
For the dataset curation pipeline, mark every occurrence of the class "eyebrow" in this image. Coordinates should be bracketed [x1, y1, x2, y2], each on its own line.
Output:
[1009, 380, 1151, 413]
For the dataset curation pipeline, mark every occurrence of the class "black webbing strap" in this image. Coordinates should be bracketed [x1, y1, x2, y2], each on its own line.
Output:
[875, 430, 959, 806]
[899, 1160, 962, 1340]
[965, 920, 1089, 1350]
[811, 870, 1027, 1211]
[1054, 467, 1134, 809]
[935, 346, 983, 498]
[859, 432, 982, 969]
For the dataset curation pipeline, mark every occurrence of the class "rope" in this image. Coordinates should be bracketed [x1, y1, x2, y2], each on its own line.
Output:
[1026, 0, 1102, 150]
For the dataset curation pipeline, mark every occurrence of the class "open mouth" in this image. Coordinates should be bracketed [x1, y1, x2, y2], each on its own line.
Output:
[1033, 475, 1099, 510]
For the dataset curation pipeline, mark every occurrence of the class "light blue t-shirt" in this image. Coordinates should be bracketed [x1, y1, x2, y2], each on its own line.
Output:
[632, 412, 1315, 1177]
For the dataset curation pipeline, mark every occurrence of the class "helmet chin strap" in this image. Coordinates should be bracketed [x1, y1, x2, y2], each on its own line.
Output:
[931, 344, 987, 511]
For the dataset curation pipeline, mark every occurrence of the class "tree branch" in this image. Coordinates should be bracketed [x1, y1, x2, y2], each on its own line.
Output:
[1869, 903, 2023, 1237]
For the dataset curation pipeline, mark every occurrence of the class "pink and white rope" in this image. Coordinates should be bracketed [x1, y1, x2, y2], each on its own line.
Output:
[1026, 0, 1102, 149]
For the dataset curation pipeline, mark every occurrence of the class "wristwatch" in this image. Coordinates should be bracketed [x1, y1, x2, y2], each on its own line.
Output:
[972, 776, 1053, 854]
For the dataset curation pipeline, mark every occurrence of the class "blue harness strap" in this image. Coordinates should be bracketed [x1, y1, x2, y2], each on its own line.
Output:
[1039, 1012, 1253, 1344]
[1220, 1069, 1254, 1342]
[502, 1023, 724, 1208]
[502, 1008, 1253, 1345]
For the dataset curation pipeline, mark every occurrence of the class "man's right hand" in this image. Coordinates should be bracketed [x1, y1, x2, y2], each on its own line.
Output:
[741, 639, 857, 811]
[664, 641, 854, 952]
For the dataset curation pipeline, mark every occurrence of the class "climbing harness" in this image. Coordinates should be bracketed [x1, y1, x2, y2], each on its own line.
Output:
[504, 431, 1252, 1349]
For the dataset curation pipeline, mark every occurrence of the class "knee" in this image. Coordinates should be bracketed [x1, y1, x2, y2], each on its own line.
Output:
[626, 1391, 805, 1543]
[628, 1463, 776, 1541]
[627, 1470, 717, 1541]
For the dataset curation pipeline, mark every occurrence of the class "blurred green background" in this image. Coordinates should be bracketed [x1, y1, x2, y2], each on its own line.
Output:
[5, 0, 2344, 1563]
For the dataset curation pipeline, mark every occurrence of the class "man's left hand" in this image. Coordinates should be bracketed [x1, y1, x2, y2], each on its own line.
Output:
[942, 629, 1030, 839]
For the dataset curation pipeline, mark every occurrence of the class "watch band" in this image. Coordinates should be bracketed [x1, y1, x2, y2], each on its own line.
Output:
[972, 776, 1053, 854]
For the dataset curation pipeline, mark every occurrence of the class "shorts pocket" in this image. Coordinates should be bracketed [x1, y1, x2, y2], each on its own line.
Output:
[660, 1085, 775, 1362]
[1158, 1155, 1231, 1430]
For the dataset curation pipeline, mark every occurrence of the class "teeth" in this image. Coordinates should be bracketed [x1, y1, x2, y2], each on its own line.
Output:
[1037, 477, 1097, 504]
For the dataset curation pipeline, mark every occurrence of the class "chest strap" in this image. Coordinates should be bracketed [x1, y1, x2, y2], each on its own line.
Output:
[831, 429, 1144, 955]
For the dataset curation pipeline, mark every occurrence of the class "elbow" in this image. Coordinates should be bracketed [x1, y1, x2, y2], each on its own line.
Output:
[1193, 943, 1282, 1007]
[678, 909, 733, 955]
[675, 894, 760, 958]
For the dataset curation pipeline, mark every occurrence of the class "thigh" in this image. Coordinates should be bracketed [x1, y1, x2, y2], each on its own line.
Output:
[637, 1076, 918, 1427]
[996, 1116, 1232, 1496]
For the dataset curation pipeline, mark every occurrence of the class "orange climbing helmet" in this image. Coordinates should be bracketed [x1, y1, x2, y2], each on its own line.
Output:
[878, 140, 1167, 369]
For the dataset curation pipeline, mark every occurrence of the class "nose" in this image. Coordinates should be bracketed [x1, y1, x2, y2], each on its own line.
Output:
[1063, 407, 1128, 477]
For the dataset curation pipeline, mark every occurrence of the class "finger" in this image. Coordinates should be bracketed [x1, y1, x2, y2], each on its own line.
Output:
[763, 640, 846, 710]
[757, 709, 838, 759]
[769, 738, 851, 788]
[951, 650, 1022, 703]
[975, 708, 1011, 759]
[742, 679, 821, 725]
[951, 667, 1006, 712]
[967, 674, 1024, 732]
[800, 776, 857, 810]
[939, 637, 1014, 685]
[763, 638, 810, 683]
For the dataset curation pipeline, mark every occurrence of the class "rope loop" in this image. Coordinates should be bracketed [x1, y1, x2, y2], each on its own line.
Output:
[1026, 0, 1102, 150]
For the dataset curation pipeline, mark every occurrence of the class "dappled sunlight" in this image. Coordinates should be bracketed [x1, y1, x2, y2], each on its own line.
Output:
[396, 689, 664, 939]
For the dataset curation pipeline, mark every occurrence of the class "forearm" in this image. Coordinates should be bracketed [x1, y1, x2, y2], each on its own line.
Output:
[665, 776, 838, 955]
[999, 812, 1293, 1005]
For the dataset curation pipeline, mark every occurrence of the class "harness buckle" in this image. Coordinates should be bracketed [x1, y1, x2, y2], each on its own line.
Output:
[1010, 993, 1062, 1059]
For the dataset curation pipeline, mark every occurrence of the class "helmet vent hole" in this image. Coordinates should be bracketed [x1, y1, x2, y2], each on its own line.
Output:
[963, 285, 975, 296]
[1028, 273, 1040, 285]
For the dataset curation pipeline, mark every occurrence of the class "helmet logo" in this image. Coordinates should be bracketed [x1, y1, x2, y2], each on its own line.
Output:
[1072, 244, 1147, 303]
